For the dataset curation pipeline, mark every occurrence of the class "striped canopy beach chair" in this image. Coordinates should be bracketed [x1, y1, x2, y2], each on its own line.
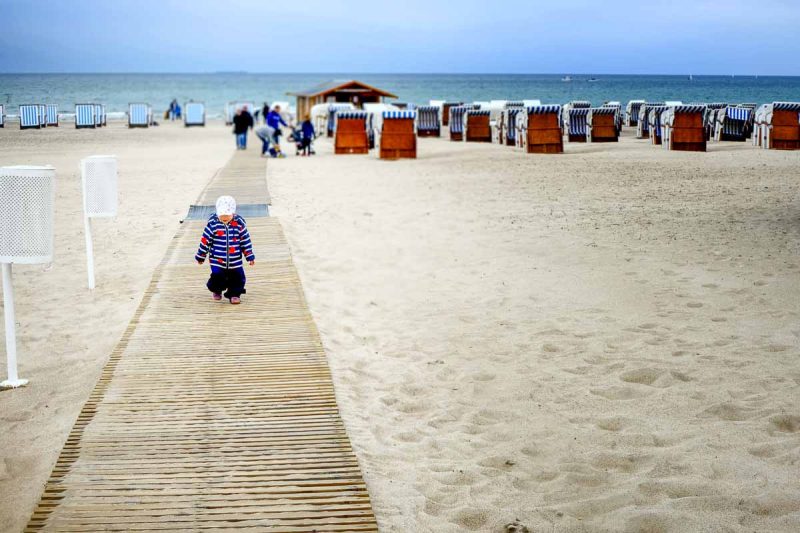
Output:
[463, 109, 492, 143]
[647, 106, 669, 145]
[522, 105, 563, 154]
[660, 105, 707, 151]
[704, 103, 727, 140]
[380, 110, 417, 159]
[128, 103, 151, 128]
[636, 103, 666, 138]
[327, 104, 355, 137]
[75, 104, 95, 129]
[602, 102, 623, 133]
[93, 104, 103, 128]
[565, 108, 590, 142]
[184, 101, 206, 127]
[449, 106, 468, 141]
[502, 107, 525, 146]
[19, 105, 41, 129]
[45, 104, 58, 127]
[0, 104, 4, 128]
[587, 107, 618, 142]
[715, 105, 754, 142]
[334, 110, 370, 154]
[38, 104, 47, 127]
[416, 105, 440, 137]
[626, 100, 645, 127]
[754, 102, 800, 150]
[441, 102, 463, 126]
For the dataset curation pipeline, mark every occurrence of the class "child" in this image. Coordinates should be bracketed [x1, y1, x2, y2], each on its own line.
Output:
[195, 196, 255, 304]
[300, 115, 315, 156]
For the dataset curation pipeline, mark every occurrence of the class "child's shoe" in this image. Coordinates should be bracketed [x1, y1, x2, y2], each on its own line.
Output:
[212, 292, 222, 301]
[230, 296, 241, 305]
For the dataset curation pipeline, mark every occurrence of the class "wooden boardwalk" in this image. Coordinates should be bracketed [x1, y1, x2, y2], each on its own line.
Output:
[26, 151, 378, 532]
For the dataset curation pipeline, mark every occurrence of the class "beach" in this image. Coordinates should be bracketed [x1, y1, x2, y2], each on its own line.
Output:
[1, 122, 799, 532]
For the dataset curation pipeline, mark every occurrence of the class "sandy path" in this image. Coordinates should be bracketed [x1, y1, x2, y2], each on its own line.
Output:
[0, 121, 233, 533]
[268, 132, 800, 532]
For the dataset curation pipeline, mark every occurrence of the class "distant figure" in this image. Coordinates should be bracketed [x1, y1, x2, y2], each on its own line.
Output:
[195, 195, 255, 305]
[266, 105, 288, 158]
[233, 106, 254, 150]
[262, 102, 270, 124]
[169, 99, 179, 121]
[254, 125, 271, 157]
[300, 115, 315, 156]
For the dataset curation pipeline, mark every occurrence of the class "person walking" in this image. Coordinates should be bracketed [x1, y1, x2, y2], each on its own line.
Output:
[266, 104, 289, 157]
[233, 106, 254, 150]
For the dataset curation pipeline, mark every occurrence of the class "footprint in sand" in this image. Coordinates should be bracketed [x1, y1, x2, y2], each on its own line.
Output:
[596, 417, 630, 432]
[590, 386, 649, 400]
[702, 283, 719, 289]
[620, 368, 671, 388]
[686, 302, 704, 308]
[768, 414, 800, 434]
[449, 508, 490, 531]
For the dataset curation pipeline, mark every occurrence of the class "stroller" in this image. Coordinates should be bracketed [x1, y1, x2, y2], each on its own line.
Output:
[289, 126, 315, 156]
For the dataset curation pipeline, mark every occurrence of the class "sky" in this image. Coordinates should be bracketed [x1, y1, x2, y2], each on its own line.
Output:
[1, 0, 799, 75]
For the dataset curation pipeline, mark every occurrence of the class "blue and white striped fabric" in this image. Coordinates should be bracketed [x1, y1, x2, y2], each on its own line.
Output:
[185, 102, 205, 125]
[648, 106, 669, 137]
[45, 104, 58, 126]
[327, 104, 354, 134]
[527, 105, 562, 115]
[590, 107, 616, 115]
[75, 104, 95, 128]
[505, 101, 525, 108]
[416, 106, 440, 131]
[567, 108, 589, 136]
[382, 110, 417, 119]
[195, 214, 255, 269]
[19, 105, 40, 128]
[569, 101, 591, 109]
[708, 102, 727, 110]
[449, 106, 468, 133]
[336, 111, 370, 120]
[673, 105, 707, 114]
[505, 108, 523, 142]
[773, 102, 800, 111]
[129, 103, 150, 126]
[726, 107, 751, 121]
[38, 104, 47, 127]
[467, 110, 491, 116]
[626, 101, 644, 125]
[93, 104, 103, 127]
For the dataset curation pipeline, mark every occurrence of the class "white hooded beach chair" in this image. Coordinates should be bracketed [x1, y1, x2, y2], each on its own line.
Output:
[75, 104, 96, 129]
[441, 102, 464, 127]
[326, 104, 356, 137]
[416, 105, 440, 137]
[625, 100, 645, 127]
[587, 107, 618, 142]
[715, 106, 754, 142]
[755, 102, 800, 150]
[93, 104, 103, 128]
[636, 103, 666, 138]
[660, 105, 707, 151]
[521, 105, 563, 153]
[448, 106, 468, 141]
[565, 108, 590, 142]
[647, 106, 669, 145]
[128, 103, 151, 128]
[19, 105, 41, 129]
[45, 104, 58, 127]
[184, 101, 206, 127]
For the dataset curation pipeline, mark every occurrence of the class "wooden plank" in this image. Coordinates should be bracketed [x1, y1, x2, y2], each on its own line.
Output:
[25, 148, 377, 531]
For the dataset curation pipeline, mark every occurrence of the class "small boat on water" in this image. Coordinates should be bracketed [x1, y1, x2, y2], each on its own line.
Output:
[588, 77, 599, 82]
[561, 76, 572, 82]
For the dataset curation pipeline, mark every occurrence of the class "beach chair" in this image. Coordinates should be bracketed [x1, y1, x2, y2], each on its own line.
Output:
[93, 104, 102, 128]
[647, 106, 669, 145]
[565, 108, 589, 142]
[334, 110, 370, 154]
[379, 110, 417, 159]
[501, 107, 524, 146]
[586, 107, 618, 142]
[326, 104, 354, 138]
[19, 105, 41, 129]
[0, 105, 4, 128]
[757, 102, 800, 150]
[522, 105, 563, 154]
[75, 104, 96, 129]
[441, 102, 463, 127]
[128, 103, 151, 128]
[184, 101, 206, 127]
[636, 103, 666, 138]
[660, 105, 707, 151]
[715, 105, 754, 142]
[626, 100, 645, 127]
[602, 102, 623, 134]
[449, 106, 468, 141]
[416, 105, 440, 137]
[463, 109, 492, 142]
[45, 104, 58, 127]
[38, 105, 47, 128]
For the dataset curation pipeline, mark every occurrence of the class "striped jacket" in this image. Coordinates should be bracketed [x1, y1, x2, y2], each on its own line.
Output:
[195, 214, 255, 268]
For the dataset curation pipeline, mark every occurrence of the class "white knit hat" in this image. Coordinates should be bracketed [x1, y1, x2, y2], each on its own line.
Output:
[215, 195, 236, 216]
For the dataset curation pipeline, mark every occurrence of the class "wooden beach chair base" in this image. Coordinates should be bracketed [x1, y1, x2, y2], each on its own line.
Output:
[526, 114, 563, 154]
[417, 129, 440, 137]
[335, 118, 369, 154]
[670, 129, 706, 151]
[380, 120, 416, 159]
[568, 134, 586, 143]
[450, 131, 463, 141]
[465, 116, 491, 142]
[770, 110, 800, 150]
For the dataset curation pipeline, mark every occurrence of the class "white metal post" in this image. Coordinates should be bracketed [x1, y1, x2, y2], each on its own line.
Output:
[1, 262, 27, 389]
[84, 216, 95, 290]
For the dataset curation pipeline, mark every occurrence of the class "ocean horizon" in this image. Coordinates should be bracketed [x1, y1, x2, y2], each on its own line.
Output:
[2, 73, 799, 118]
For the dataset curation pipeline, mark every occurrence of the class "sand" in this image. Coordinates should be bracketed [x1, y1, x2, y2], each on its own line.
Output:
[0, 121, 233, 533]
[267, 132, 800, 532]
[1, 122, 799, 533]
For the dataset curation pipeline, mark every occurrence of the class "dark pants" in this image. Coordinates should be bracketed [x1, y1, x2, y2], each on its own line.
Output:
[207, 267, 246, 299]
[301, 137, 312, 155]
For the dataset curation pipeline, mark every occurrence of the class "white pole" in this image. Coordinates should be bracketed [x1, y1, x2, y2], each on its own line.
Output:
[1, 262, 28, 389]
[85, 216, 95, 290]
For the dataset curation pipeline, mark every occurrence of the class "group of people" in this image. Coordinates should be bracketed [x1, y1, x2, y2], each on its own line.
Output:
[232, 103, 315, 158]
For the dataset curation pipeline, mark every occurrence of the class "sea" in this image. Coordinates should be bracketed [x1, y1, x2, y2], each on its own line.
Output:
[1, 73, 799, 118]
